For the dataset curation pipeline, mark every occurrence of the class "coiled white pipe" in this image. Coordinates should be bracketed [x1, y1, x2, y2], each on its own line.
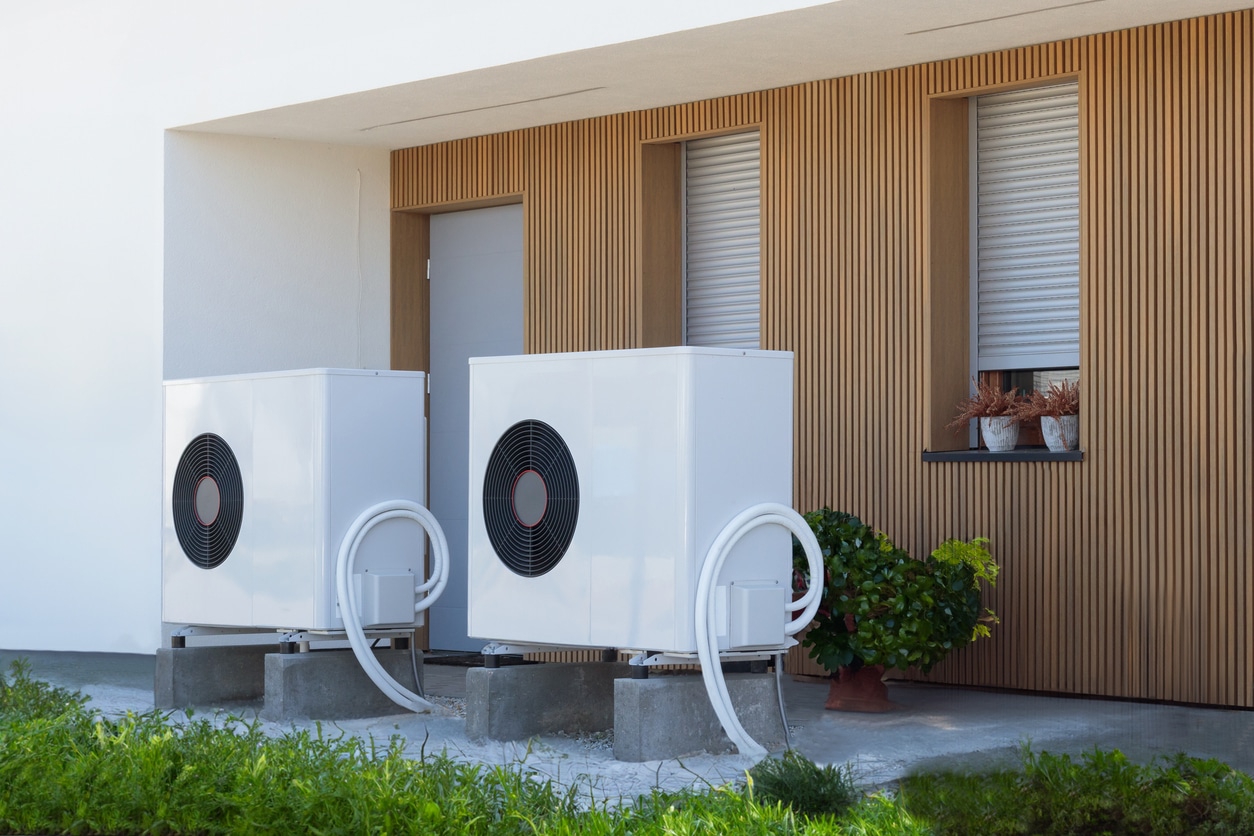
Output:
[335, 500, 450, 713]
[696, 502, 822, 758]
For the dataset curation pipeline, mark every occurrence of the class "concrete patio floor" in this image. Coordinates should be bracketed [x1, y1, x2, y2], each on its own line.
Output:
[4, 648, 1253, 797]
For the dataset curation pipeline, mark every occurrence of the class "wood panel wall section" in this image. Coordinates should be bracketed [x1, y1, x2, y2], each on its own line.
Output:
[639, 142, 682, 347]
[925, 97, 971, 453]
[392, 10, 1253, 706]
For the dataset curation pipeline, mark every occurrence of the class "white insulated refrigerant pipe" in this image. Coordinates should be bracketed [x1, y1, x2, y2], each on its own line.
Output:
[696, 502, 824, 758]
[335, 500, 450, 713]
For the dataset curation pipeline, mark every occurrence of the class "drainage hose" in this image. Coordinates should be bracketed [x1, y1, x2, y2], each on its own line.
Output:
[335, 500, 450, 713]
[696, 502, 823, 758]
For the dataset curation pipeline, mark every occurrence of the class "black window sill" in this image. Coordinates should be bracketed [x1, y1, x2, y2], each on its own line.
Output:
[922, 448, 1084, 463]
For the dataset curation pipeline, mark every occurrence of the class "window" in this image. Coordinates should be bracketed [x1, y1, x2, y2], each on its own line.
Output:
[971, 82, 1080, 380]
[683, 131, 761, 349]
[925, 80, 1082, 458]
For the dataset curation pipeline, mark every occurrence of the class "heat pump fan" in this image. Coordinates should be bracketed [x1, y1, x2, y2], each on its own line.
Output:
[469, 347, 813, 654]
[162, 368, 433, 633]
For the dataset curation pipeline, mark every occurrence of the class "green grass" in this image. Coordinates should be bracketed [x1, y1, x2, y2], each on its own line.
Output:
[898, 744, 1254, 835]
[3, 659, 1253, 835]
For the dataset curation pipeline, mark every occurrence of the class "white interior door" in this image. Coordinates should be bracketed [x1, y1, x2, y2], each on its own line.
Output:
[427, 204, 524, 651]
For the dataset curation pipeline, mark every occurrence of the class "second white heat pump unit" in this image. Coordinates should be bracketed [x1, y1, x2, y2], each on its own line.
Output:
[162, 368, 430, 633]
[468, 347, 796, 654]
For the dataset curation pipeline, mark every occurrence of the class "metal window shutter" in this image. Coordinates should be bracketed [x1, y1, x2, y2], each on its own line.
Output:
[976, 82, 1080, 370]
[685, 131, 761, 349]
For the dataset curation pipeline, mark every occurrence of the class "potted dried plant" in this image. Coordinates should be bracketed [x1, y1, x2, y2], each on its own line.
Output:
[946, 378, 1024, 452]
[1015, 379, 1080, 452]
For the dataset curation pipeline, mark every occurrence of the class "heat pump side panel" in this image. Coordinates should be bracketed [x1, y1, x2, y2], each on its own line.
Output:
[467, 357, 597, 647]
[233, 373, 321, 629]
[675, 350, 794, 653]
[584, 353, 687, 651]
[312, 371, 428, 630]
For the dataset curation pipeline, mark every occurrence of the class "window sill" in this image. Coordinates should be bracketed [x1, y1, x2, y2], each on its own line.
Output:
[922, 448, 1084, 463]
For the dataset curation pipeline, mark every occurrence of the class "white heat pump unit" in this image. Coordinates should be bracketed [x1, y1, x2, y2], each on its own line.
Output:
[162, 368, 429, 632]
[468, 347, 795, 654]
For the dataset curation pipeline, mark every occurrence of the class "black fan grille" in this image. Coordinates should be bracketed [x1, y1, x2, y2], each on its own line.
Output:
[483, 420, 579, 577]
[172, 433, 243, 569]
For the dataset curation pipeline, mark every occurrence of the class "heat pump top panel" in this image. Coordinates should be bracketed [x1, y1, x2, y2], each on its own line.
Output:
[162, 368, 427, 632]
[468, 347, 794, 654]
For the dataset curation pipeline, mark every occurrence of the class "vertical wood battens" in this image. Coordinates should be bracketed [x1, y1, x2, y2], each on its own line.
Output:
[391, 10, 1254, 706]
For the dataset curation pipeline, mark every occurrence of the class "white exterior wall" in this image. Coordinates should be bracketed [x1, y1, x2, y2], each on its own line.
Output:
[164, 133, 391, 379]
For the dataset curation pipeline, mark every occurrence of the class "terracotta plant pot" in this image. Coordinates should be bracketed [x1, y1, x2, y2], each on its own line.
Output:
[824, 664, 897, 712]
[1041, 414, 1079, 452]
[980, 416, 1019, 452]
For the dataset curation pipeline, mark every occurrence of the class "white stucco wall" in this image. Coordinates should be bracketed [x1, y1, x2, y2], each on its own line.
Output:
[163, 133, 391, 379]
[0, 9, 168, 654]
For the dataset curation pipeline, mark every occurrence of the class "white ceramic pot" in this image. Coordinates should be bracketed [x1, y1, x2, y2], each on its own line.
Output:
[1041, 414, 1079, 452]
[980, 416, 1019, 452]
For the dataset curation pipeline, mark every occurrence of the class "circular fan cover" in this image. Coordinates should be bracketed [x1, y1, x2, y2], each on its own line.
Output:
[172, 433, 244, 569]
[483, 420, 579, 577]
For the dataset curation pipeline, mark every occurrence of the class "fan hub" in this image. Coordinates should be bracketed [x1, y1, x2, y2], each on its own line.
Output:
[512, 469, 547, 528]
[193, 475, 221, 526]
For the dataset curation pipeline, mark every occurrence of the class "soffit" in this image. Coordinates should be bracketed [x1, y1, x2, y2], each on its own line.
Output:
[180, 0, 1252, 148]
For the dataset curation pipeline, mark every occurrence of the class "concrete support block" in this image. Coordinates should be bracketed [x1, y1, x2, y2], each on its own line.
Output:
[154, 644, 272, 710]
[260, 649, 423, 721]
[466, 662, 629, 741]
[614, 672, 786, 762]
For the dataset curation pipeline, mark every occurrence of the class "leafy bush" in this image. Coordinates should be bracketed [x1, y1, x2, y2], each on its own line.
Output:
[0, 660, 587, 836]
[0, 658, 88, 722]
[794, 509, 998, 674]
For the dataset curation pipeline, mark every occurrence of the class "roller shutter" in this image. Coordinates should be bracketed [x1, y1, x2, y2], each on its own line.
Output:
[975, 81, 1080, 370]
[685, 131, 761, 349]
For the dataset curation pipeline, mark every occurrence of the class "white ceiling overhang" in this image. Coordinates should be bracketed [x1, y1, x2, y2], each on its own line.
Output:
[180, 0, 1252, 149]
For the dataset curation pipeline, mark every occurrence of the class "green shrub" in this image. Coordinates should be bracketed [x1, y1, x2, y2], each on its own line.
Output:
[794, 509, 998, 674]
[0, 658, 88, 722]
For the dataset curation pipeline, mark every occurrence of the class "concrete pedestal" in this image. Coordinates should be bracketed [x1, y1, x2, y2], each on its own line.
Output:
[466, 661, 629, 741]
[614, 672, 786, 761]
[261, 648, 423, 721]
[155, 644, 272, 710]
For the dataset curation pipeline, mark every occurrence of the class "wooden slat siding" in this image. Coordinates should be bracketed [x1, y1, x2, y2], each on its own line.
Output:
[639, 143, 682, 347]
[390, 133, 523, 209]
[392, 10, 1254, 706]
